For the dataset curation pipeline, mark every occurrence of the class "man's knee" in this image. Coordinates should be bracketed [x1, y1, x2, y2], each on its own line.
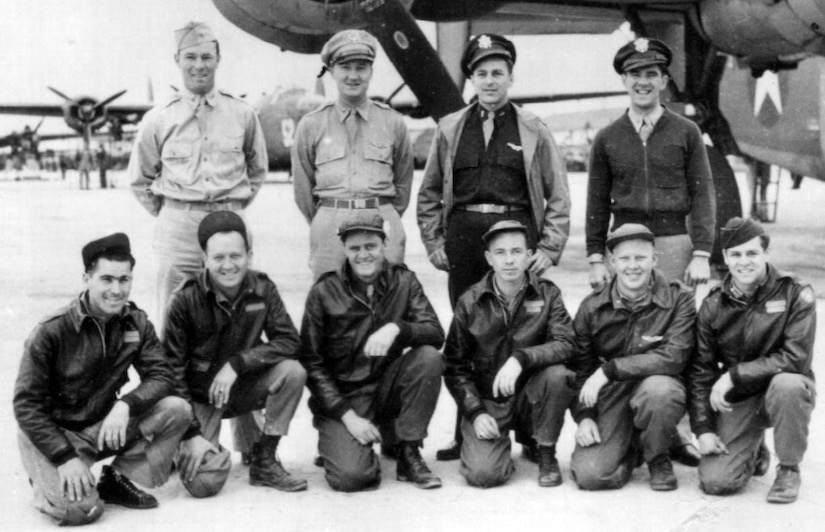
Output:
[767, 373, 811, 402]
[571, 452, 628, 491]
[326, 464, 381, 492]
[408, 346, 444, 376]
[530, 365, 574, 393]
[269, 360, 307, 392]
[637, 376, 685, 404]
[462, 463, 510, 489]
[699, 461, 749, 496]
[156, 396, 193, 429]
[57, 495, 104, 526]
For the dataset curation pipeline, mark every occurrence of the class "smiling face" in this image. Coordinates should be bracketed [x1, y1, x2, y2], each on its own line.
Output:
[723, 236, 769, 292]
[331, 59, 373, 105]
[470, 57, 513, 110]
[176, 41, 220, 95]
[84, 258, 133, 319]
[485, 231, 531, 285]
[609, 239, 657, 298]
[343, 231, 386, 283]
[203, 231, 251, 299]
[622, 65, 668, 114]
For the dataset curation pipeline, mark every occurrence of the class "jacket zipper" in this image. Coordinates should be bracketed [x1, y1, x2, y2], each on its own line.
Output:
[643, 131, 650, 216]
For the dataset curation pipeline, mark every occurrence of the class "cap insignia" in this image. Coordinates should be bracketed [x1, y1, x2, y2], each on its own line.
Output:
[634, 38, 649, 53]
[478, 35, 492, 49]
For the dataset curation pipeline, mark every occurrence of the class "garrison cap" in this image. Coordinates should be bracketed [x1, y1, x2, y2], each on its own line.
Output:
[338, 211, 386, 240]
[82, 233, 134, 270]
[613, 38, 672, 74]
[182, 449, 231, 498]
[175, 21, 218, 52]
[606, 223, 655, 251]
[462, 34, 516, 77]
[321, 30, 378, 67]
[482, 220, 528, 246]
[197, 211, 248, 250]
[720, 217, 766, 250]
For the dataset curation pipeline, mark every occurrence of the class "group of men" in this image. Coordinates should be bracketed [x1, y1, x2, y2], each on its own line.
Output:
[13, 20, 815, 528]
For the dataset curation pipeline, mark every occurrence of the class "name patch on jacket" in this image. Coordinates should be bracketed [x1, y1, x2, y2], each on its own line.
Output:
[523, 300, 544, 313]
[123, 331, 140, 343]
[765, 299, 787, 314]
[245, 302, 265, 312]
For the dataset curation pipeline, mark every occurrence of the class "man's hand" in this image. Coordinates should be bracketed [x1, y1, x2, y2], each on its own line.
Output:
[710, 372, 734, 413]
[363, 323, 400, 358]
[58, 458, 96, 502]
[209, 362, 238, 409]
[528, 249, 553, 275]
[697, 433, 728, 456]
[588, 262, 610, 289]
[179, 435, 219, 483]
[428, 247, 450, 272]
[97, 400, 130, 451]
[575, 418, 601, 447]
[579, 367, 609, 408]
[342, 410, 381, 446]
[492, 357, 522, 398]
[684, 255, 711, 286]
[472, 413, 501, 440]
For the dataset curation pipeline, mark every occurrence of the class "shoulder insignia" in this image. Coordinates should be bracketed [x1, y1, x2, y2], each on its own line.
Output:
[799, 286, 816, 306]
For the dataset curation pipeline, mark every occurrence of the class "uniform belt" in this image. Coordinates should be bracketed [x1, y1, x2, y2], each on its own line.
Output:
[454, 203, 528, 214]
[163, 198, 244, 212]
[318, 197, 391, 209]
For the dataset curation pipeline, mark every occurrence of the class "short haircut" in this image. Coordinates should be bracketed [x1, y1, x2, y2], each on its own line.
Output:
[86, 252, 135, 274]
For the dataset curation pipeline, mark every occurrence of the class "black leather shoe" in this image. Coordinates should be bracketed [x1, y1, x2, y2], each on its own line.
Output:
[754, 442, 771, 477]
[670, 443, 701, 467]
[97, 465, 158, 509]
[435, 440, 461, 462]
[397, 441, 441, 489]
[313, 455, 324, 468]
[648, 455, 678, 491]
[767, 466, 800, 503]
[538, 446, 562, 487]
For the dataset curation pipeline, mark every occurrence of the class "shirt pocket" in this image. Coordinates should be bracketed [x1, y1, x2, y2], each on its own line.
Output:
[217, 129, 246, 179]
[453, 148, 479, 171]
[161, 141, 195, 185]
[364, 141, 392, 165]
[315, 140, 346, 166]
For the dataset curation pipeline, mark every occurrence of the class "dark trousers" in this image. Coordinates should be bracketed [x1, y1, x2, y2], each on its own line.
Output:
[314, 346, 444, 492]
[459, 365, 575, 488]
[570, 376, 685, 490]
[445, 210, 537, 307]
[699, 373, 815, 495]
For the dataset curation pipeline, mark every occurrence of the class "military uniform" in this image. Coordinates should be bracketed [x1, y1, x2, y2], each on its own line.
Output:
[291, 30, 413, 280]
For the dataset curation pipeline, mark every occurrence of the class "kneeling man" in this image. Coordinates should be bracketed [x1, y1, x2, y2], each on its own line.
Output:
[444, 221, 576, 488]
[164, 211, 307, 496]
[300, 212, 445, 491]
[14, 233, 189, 526]
[570, 224, 695, 491]
[688, 217, 816, 503]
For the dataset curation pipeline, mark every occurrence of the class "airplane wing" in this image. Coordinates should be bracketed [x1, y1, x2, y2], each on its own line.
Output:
[0, 104, 64, 117]
[0, 132, 79, 148]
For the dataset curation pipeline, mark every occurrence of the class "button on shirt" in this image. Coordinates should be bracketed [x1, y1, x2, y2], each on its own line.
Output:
[129, 87, 268, 216]
[291, 99, 413, 223]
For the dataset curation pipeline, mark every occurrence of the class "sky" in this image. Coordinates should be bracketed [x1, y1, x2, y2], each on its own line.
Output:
[0, 0, 632, 137]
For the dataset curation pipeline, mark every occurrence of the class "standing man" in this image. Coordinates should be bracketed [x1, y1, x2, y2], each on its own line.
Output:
[569, 224, 695, 491]
[300, 212, 444, 492]
[292, 29, 413, 280]
[164, 212, 307, 496]
[688, 217, 816, 503]
[444, 221, 576, 488]
[14, 234, 190, 526]
[129, 21, 268, 323]
[418, 33, 570, 461]
[96, 145, 108, 189]
[586, 37, 715, 288]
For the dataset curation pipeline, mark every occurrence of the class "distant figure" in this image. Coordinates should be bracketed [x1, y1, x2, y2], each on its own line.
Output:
[292, 29, 413, 280]
[13, 233, 190, 526]
[96, 145, 108, 188]
[688, 218, 816, 504]
[58, 154, 69, 180]
[76, 149, 92, 190]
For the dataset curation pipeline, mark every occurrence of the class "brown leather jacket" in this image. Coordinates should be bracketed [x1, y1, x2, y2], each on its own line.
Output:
[299, 261, 444, 419]
[570, 271, 696, 422]
[444, 271, 575, 421]
[14, 295, 175, 465]
[688, 265, 816, 436]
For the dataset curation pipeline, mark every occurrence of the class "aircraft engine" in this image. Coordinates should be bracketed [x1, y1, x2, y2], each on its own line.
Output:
[699, 0, 825, 68]
[64, 96, 108, 133]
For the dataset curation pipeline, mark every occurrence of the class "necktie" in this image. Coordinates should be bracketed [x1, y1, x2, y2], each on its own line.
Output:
[344, 109, 358, 143]
[482, 109, 495, 147]
[638, 117, 653, 144]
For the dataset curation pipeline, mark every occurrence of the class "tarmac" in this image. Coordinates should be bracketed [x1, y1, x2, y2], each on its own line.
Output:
[1, 169, 823, 531]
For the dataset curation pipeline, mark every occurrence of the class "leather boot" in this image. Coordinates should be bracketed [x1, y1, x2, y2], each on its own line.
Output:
[767, 465, 800, 504]
[97, 465, 158, 509]
[397, 441, 441, 489]
[754, 441, 771, 477]
[648, 454, 677, 491]
[249, 436, 308, 492]
[538, 445, 562, 487]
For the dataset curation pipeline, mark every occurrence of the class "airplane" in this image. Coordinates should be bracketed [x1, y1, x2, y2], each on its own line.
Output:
[210, 0, 825, 261]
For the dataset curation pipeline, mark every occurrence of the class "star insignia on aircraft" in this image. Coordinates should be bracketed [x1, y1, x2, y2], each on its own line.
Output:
[633, 38, 649, 53]
[478, 35, 492, 49]
[753, 70, 783, 117]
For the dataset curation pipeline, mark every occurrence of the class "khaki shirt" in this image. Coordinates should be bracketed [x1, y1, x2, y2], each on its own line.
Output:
[291, 99, 413, 223]
[129, 88, 268, 216]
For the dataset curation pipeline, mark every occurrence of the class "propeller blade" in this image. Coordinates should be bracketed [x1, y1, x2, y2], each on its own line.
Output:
[95, 90, 128, 110]
[47, 86, 73, 102]
[33, 117, 46, 134]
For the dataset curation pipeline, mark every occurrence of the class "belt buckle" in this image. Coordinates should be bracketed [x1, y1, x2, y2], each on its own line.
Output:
[480, 204, 495, 214]
[353, 198, 367, 209]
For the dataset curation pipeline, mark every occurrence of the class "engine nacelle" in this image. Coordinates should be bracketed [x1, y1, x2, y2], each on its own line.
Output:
[699, 0, 825, 64]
